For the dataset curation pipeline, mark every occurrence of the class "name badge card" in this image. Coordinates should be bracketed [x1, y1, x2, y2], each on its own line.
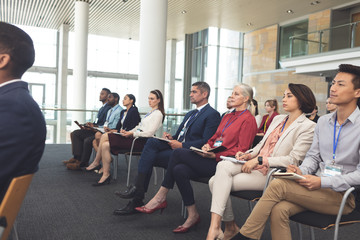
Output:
[323, 163, 343, 177]
[103, 121, 108, 127]
[214, 138, 223, 147]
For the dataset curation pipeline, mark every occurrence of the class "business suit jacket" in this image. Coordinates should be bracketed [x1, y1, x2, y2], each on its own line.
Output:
[0, 81, 46, 202]
[115, 106, 141, 131]
[172, 104, 221, 149]
[250, 114, 316, 167]
[95, 103, 111, 126]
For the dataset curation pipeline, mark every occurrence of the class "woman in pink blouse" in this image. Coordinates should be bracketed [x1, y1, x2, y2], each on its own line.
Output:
[206, 83, 317, 240]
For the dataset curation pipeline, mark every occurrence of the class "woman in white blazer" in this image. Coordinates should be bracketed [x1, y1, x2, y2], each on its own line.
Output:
[206, 84, 317, 240]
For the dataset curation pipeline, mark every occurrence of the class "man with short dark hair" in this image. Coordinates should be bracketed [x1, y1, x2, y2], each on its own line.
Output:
[113, 81, 221, 215]
[0, 22, 46, 202]
[65, 91, 122, 170]
[234, 64, 360, 240]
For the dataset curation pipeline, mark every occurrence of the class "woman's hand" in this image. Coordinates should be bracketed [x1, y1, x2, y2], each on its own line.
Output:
[121, 131, 133, 138]
[287, 165, 302, 174]
[235, 151, 251, 160]
[202, 144, 211, 151]
[241, 158, 258, 173]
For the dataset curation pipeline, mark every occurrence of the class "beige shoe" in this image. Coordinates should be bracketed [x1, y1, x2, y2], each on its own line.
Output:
[63, 158, 77, 165]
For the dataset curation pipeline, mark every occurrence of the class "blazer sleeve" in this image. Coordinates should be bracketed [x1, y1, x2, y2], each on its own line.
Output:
[267, 119, 316, 167]
[122, 107, 141, 131]
[182, 110, 221, 149]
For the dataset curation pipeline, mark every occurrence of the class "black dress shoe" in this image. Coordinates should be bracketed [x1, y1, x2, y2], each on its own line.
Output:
[114, 185, 137, 199]
[92, 175, 111, 187]
[113, 200, 144, 215]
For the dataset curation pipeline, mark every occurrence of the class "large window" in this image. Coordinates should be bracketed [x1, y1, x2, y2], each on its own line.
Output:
[187, 27, 243, 113]
[279, 20, 308, 61]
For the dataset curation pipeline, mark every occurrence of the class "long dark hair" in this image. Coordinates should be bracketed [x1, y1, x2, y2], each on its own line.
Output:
[150, 89, 165, 122]
[288, 83, 316, 114]
[126, 94, 136, 107]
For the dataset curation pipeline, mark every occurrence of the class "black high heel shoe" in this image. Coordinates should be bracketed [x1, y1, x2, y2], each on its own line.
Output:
[92, 175, 111, 187]
[85, 164, 101, 172]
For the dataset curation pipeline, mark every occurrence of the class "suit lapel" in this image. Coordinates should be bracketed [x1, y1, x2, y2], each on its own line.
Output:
[186, 104, 209, 129]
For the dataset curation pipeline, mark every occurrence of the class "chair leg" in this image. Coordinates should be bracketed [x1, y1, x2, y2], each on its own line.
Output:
[310, 226, 315, 240]
[12, 220, 19, 240]
[112, 154, 118, 180]
[296, 223, 303, 240]
[153, 167, 158, 185]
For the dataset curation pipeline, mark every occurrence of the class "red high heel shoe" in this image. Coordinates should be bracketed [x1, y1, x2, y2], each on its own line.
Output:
[134, 201, 167, 214]
[172, 216, 201, 233]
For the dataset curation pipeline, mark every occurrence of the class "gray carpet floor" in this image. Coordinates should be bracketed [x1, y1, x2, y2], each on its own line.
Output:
[13, 144, 360, 240]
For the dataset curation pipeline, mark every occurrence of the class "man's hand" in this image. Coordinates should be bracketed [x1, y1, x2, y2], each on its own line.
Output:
[241, 158, 258, 173]
[163, 132, 173, 140]
[168, 140, 182, 149]
[296, 175, 321, 191]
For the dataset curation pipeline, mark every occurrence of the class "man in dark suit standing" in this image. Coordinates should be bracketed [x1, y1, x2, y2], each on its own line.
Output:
[64, 88, 111, 170]
[114, 81, 221, 215]
[0, 22, 46, 203]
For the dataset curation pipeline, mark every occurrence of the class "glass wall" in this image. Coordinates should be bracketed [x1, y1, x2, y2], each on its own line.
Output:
[279, 20, 308, 61]
[188, 27, 243, 114]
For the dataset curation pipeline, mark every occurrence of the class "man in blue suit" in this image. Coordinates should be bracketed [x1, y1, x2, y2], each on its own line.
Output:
[0, 22, 46, 203]
[114, 82, 221, 215]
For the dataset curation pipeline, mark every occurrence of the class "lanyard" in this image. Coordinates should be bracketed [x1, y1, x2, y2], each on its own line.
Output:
[106, 105, 120, 121]
[333, 115, 345, 162]
[281, 117, 289, 132]
[144, 109, 157, 118]
[264, 115, 269, 133]
[185, 109, 200, 127]
[221, 109, 247, 137]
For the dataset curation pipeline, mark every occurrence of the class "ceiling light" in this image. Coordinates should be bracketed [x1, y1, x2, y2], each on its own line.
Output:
[310, 1, 320, 5]
[286, 9, 294, 14]
[247, 23, 252, 26]
[181, 10, 187, 14]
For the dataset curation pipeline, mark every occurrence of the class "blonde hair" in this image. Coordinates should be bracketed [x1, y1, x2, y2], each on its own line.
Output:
[234, 83, 255, 115]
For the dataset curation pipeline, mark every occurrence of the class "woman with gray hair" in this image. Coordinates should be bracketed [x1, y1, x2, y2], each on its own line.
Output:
[135, 84, 258, 234]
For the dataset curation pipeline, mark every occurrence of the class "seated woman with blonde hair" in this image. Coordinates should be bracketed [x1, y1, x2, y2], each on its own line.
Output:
[206, 83, 317, 240]
[86, 90, 165, 186]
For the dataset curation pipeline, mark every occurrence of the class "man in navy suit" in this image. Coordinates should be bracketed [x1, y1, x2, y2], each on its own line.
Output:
[114, 82, 221, 215]
[0, 22, 46, 203]
[64, 88, 111, 170]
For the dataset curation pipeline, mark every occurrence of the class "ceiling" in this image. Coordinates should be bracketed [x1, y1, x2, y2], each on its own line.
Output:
[0, 0, 358, 40]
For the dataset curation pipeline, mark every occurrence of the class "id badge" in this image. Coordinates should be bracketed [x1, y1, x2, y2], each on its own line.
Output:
[103, 121, 108, 127]
[322, 163, 343, 177]
[179, 128, 185, 138]
[214, 138, 223, 147]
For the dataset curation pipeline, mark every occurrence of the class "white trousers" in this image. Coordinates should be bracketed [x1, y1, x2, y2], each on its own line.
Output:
[209, 160, 267, 221]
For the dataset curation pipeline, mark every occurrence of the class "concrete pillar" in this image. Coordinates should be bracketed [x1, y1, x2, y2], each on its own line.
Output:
[138, 0, 168, 110]
[165, 39, 177, 109]
[72, 0, 89, 124]
[56, 24, 69, 143]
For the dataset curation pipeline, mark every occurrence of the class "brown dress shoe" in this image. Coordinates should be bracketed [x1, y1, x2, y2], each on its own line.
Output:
[63, 158, 77, 165]
[66, 160, 81, 170]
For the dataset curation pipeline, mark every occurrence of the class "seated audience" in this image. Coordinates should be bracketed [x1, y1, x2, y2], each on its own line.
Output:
[234, 64, 360, 240]
[307, 105, 320, 123]
[113, 82, 220, 215]
[326, 97, 337, 113]
[206, 83, 316, 240]
[86, 90, 165, 186]
[221, 96, 235, 118]
[257, 99, 279, 136]
[135, 84, 258, 233]
[252, 99, 262, 128]
[92, 94, 140, 152]
[0, 22, 46, 202]
[65, 92, 122, 170]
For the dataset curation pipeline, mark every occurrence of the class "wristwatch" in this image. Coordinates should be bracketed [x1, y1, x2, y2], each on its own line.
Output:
[258, 156, 263, 165]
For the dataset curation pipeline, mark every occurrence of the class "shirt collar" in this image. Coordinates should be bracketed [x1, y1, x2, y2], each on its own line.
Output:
[196, 103, 208, 112]
[329, 107, 360, 125]
[0, 79, 23, 88]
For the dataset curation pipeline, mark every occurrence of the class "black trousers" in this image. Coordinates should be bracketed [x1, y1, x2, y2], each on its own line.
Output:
[70, 129, 95, 166]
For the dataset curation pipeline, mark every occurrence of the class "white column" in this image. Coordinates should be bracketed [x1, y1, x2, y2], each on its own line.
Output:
[138, 0, 168, 110]
[56, 24, 69, 143]
[165, 39, 177, 109]
[72, 0, 89, 124]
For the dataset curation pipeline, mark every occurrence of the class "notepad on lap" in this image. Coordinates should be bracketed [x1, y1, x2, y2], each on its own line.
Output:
[190, 145, 226, 154]
[153, 136, 171, 142]
[272, 172, 305, 180]
[220, 156, 246, 164]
